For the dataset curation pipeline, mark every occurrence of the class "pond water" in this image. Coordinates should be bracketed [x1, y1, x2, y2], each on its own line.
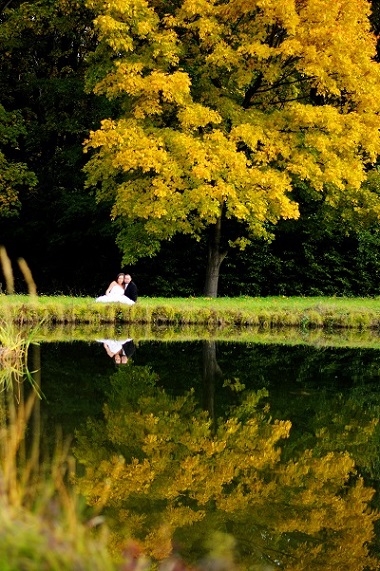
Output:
[8, 334, 380, 569]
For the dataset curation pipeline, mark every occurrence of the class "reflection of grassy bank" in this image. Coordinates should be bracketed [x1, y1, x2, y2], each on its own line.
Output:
[9, 322, 380, 349]
[2, 294, 380, 329]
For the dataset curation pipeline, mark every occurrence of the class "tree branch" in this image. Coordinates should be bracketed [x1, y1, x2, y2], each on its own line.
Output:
[1, 0, 13, 14]
[243, 72, 263, 109]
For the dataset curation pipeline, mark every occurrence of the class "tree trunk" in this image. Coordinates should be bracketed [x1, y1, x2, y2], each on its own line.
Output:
[203, 215, 227, 297]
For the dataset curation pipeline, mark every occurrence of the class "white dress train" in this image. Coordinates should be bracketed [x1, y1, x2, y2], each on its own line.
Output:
[95, 284, 135, 305]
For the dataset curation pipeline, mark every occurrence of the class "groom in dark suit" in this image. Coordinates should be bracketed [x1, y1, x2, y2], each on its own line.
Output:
[124, 274, 138, 302]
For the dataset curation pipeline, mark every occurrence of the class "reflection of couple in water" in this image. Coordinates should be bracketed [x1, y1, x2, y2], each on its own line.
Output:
[96, 273, 137, 305]
[98, 338, 136, 364]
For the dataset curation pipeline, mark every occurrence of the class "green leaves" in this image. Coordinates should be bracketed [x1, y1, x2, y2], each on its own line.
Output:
[0, 104, 37, 218]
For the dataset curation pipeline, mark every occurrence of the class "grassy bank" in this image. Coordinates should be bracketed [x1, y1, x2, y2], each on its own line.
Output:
[1, 294, 380, 329]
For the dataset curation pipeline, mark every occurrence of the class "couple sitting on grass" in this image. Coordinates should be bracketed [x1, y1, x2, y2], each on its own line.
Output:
[96, 273, 137, 305]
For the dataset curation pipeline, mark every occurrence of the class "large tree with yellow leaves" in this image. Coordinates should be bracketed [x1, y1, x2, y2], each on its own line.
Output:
[84, 0, 380, 296]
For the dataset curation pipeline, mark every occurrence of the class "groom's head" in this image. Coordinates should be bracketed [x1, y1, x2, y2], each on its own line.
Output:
[124, 274, 132, 285]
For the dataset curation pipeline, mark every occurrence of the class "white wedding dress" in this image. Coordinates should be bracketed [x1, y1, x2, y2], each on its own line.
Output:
[96, 339, 133, 353]
[96, 284, 135, 305]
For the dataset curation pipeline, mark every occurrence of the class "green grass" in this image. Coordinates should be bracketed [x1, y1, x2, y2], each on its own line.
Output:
[1, 294, 380, 330]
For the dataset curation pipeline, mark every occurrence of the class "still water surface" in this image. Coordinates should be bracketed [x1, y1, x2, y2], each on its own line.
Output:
[23, 335, 380, 570]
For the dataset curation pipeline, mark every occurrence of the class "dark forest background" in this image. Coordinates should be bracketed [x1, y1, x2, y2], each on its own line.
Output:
[1, 0, 380, 298]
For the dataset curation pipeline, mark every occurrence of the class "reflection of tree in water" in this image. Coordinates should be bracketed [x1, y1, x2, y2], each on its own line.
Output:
[74, 363, 380, 570]
[202, 341, 222, 427]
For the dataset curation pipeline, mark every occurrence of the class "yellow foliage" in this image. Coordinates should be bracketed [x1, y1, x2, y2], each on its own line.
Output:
[84, 0, 380, 260]
[74, 368, 379, 569]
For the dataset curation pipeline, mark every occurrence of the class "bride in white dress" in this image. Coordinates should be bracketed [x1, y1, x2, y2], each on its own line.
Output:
[96, 273, 135, 305]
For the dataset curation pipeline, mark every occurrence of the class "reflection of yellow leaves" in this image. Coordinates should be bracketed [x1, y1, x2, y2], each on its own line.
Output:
[147, 524, 172, 560]
[75, 368, 379, 569]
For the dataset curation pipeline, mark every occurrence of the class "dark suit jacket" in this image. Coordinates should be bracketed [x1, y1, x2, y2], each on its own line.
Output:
[122, 340, 136, 358]
[125, 281, 138, 302]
